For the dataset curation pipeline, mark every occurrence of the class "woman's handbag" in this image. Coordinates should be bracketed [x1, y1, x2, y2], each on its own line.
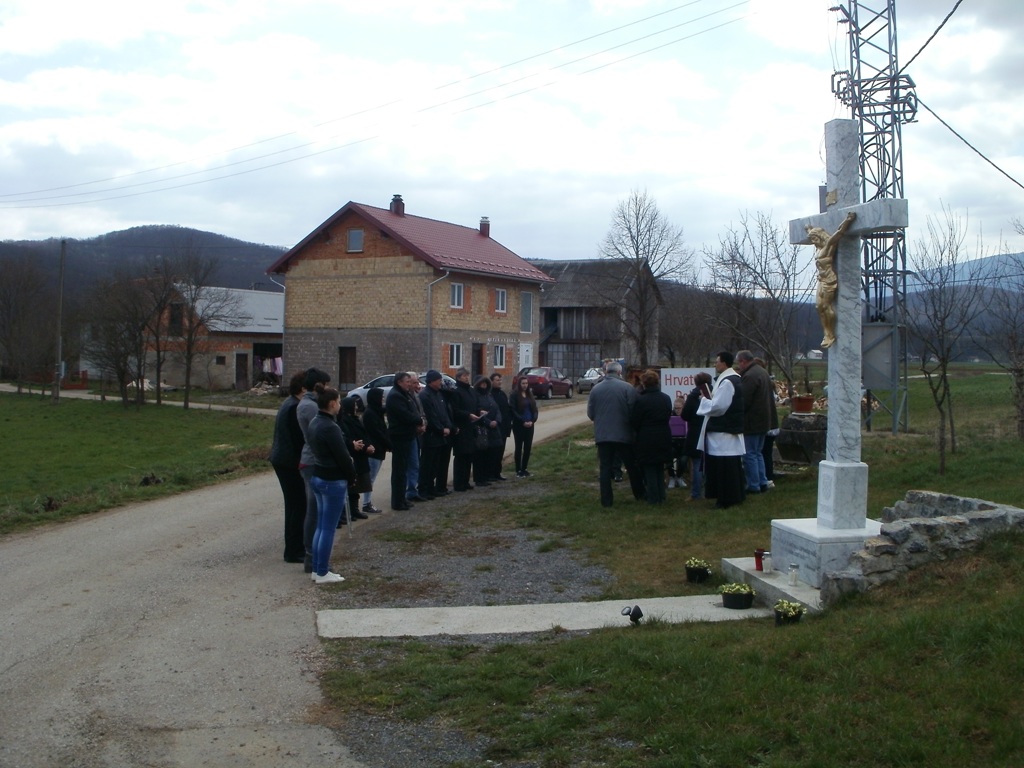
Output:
[353, 472, 373, 494]
[474, 425, 489, 451]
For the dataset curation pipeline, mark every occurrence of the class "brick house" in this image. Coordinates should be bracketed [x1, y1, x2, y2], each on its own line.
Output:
[267, 195, 554, 392]
[152, 287, 284, 391]
[79, 286, 283, 391]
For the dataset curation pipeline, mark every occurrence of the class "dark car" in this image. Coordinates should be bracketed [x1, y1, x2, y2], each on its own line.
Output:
[575, 367, 603, 394]
[513, 366, 574, 399]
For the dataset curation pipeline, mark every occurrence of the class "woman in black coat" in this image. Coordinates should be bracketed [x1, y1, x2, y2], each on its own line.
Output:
[360, 387, 391, 513]
[340, 396, 373, 520]
[473, 375, 502, 486]
[681, 371, 713, 501]
[631, 369, 672, 504]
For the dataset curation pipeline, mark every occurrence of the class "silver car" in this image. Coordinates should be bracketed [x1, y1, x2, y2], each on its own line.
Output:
[347, 372, 455, 405]
[576, 367, 603, 394]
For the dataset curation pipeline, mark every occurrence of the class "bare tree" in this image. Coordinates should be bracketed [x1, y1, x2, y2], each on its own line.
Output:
[141, 257, 180, 405]
[703, 211, 811, 395]
[906, 208, 986, 473]
[83, 272, 155, 407]
[974, 219, 1024, 440]
[599, 189, 693, 367]
[0, 256, 54, 391]
[658, 283, 717, 366]
[168, 245, 249, 409]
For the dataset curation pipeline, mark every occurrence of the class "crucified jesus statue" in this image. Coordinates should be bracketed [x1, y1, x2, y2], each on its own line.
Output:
[805, 211, 856, 349]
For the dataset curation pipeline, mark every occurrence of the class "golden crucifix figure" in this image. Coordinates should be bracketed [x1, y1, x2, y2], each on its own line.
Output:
[805, 211, 856, 349]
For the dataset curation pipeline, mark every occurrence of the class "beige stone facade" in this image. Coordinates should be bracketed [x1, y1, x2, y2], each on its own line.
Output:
[276, 205, 546, 391]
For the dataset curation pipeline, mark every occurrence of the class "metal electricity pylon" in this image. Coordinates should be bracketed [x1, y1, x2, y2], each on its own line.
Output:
[830, 0, 917, 433]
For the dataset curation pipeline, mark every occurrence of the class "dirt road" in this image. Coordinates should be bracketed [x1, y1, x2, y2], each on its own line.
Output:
[0, 399, 590, 767]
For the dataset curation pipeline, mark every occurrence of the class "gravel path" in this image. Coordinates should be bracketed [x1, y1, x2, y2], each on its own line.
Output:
[310, 474, 613, 768]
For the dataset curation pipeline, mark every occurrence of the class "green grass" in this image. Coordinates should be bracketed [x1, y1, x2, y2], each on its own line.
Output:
[0, 392, 274, 532]
[318, 365, 1024, 766]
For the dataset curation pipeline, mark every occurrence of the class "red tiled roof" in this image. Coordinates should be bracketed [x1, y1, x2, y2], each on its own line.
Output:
[269, 200, 553, 284]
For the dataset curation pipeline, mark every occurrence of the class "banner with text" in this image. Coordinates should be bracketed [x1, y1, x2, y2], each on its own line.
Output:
[660, 368, 715, 402]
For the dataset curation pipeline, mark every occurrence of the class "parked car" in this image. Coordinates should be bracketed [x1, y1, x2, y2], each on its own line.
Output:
[348, 372, 455, 405]
[513, 366, 574, 399]
[576, 367, 603, 394]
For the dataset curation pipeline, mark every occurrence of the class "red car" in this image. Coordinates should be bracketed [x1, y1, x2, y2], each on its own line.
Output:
[513, 366, 574, 399]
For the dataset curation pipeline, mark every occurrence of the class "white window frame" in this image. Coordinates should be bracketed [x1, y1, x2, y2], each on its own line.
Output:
[494, 344, 505, 368]
[495, 288, 507, 314]
[346, 228, 364, 253]
[449, 343, 463, 368]
[520, 291, 534, 333]
[450, 282, 464, 309]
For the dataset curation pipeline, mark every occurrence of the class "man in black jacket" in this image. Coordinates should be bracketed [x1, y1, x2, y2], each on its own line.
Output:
[489, 372, 512, 481]
[386, 372, 425, 510]
[419, 370, 454, 498]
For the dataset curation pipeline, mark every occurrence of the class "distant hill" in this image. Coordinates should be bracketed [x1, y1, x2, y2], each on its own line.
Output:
[0, 225, 287, 296]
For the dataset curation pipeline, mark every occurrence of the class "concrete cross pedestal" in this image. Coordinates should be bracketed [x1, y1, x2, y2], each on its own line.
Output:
[770, 118, 909, 588]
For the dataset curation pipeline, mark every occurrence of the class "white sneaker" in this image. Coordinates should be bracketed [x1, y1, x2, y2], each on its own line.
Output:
[766, 480, 775, 489]
[666, 477, 676, 489]
[312, 571, 345, 584]
[678, 479, 687, 488]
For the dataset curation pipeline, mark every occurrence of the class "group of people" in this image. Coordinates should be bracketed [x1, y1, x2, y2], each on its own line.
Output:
[268, 366, 541, 583]
[586, 352, 778, 509]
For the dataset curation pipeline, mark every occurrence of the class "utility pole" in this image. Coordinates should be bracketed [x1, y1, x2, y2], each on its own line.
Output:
[52, 239, 66, 405]
[830, 0, 917, 434]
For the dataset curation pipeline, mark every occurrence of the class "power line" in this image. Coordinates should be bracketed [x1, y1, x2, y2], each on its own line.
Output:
[0, 0, 750, 207]
[898, 0, 965, 77]
[917, 98, 1024, 193]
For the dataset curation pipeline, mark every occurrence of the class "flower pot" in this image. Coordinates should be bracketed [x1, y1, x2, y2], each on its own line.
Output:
[774, 610, 803, 626]
[722, 592, 754, 610]
[685, 566, 711, 583]
[791, 394, 816, 414]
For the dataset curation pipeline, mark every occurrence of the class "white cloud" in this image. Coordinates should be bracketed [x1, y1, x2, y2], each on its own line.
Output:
[0, 0, 1022, 259]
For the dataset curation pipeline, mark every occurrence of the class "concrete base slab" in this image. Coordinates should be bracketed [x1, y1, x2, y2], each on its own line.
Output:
[771, 517, 880, 588]
[317, 596, 773, 638]
[721, 557, 823, 613]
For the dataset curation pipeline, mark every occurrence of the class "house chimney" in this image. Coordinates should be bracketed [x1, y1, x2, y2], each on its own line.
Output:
[479, 216, 490, 237]
[390, 194, 405, 216]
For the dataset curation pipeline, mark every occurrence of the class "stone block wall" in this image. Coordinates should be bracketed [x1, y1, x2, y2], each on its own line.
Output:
[820, 490, 1024, 606]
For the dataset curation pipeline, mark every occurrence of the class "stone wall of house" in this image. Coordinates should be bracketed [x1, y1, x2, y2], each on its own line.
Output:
[820, 490, 1024, 606]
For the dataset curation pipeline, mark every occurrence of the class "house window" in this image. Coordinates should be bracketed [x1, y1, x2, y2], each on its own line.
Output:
[346, 228, 364, 253]
[168, 303, 184, 336]
[520, 292, 534, 333]
[494, 344, 505, 368]
[215, 355, 226, 366]
[449, 343, 463, 368]
[495, 288, 507, 314]
[450, 283, 464, 309]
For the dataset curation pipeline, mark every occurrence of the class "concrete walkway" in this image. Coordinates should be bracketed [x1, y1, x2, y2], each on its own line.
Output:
[317, 596, 773, 638]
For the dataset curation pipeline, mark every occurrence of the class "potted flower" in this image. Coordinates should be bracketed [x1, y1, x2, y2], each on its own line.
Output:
[791, 366, 817, 413]
[718, 582, 755, 609]
[684, 557, 712, 583]
[773, 599, 806, 625]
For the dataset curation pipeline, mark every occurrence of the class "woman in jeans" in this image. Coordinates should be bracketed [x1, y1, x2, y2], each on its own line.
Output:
[510, 375, 538, 477]
[305, 384, 356, 584]
[360, 387, 390, 514]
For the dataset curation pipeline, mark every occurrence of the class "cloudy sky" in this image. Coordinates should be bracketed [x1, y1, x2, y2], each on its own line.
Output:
[2, 0, 1023, 269]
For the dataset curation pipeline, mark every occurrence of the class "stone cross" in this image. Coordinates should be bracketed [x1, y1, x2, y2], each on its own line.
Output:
[788, 118, 908, 529]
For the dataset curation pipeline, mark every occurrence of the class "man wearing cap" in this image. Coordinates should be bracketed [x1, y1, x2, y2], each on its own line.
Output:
[419, 370, 453, 499]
